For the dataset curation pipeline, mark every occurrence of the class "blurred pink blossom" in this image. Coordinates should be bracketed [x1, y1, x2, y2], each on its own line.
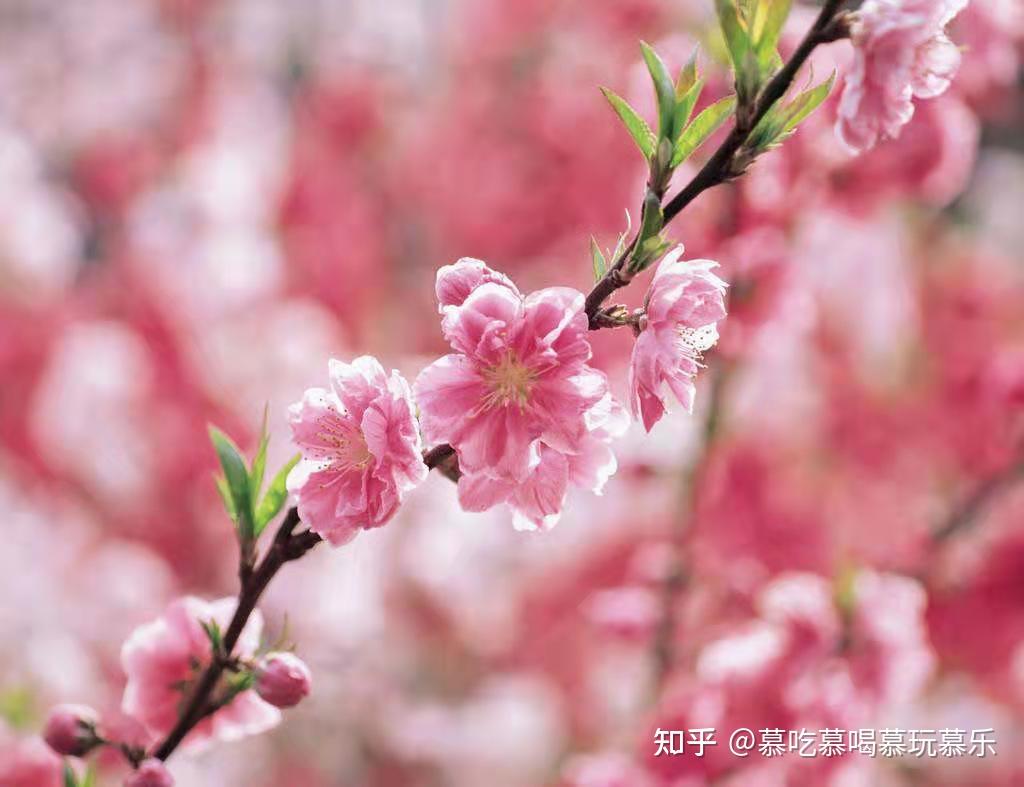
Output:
[287, 356, 427, 546]
[121, 596, 280, 751]
[837, 0, 969, 152]
[0, 728, 61, 787]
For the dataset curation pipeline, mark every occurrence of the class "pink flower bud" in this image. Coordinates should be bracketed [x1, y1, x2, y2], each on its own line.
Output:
[42, 704, 100, 757]
[124, 759, 174, 787]
[255, 652, 312, 708]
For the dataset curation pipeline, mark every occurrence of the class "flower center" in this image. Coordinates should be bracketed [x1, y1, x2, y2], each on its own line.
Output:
[676, 323, 719, 357]
[314, 413, 373, 470]
[482, 353, 535, 410]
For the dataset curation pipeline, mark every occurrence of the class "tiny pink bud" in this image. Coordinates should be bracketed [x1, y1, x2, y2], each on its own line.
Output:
[124, 759, 174, 787]
[255, 652, 312, 708]
[42, 704, 100, 757]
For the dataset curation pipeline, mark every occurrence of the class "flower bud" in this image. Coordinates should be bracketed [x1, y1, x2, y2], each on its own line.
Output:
[42, 704, 101, 757]
[255, 652, 312, 708]
[124, 759, 174, 787]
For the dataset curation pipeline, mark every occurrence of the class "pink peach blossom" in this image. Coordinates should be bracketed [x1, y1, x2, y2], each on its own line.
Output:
[287, 356, 427, 546]
[836, 0, 969, 153]
[0, 730, 62, 787]
[434, 256, 518, 311]
[628, 247, 728, 432]
[456, 391, 629, 530]
[415, 259, 610, 484]
[121, 596, 280, 751]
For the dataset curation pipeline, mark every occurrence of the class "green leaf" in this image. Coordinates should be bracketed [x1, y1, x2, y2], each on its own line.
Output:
[715, 0, 752, 76]
[590, 237, 607, 281]
[672, 77, 704, 140]
[249, 405, 270, 501]
[81, 765, 97, 787]
[209, 425, 254, 539]
[599, 87, 656, 159]
[715, 0, 762, 104]
[671, 95, 737, 167]
[254, 453, 301, 536]
[639, 41, 677, 140]
[751, 0, 791, 71]
[675, 47, 700, 100]
[638, 190, 664, 242]
[746, 71, 835, 152]
[201, 619, 224, 654]
[780, 71, 835, 132]
[215, 475, 236, 519]
[63, 763, 78, 787]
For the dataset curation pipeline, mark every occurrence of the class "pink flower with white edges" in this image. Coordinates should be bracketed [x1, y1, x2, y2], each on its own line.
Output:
[628, 247, 728, 432]
[121, 597, 280, 751]
[415, 258, 610, 485]
[836, 0, 969, 153]
[287, 356, 427, 546]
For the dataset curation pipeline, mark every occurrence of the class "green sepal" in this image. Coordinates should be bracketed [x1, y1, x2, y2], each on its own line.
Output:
[590, 237, 608, 281]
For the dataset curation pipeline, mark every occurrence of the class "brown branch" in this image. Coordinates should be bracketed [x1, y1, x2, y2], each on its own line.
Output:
[421, 1, 849, 482]
[151, 508, 322, 761]
[649, 360, 731, 690]
[584, 0, 848, 327]
[932, 456, 1024, 544]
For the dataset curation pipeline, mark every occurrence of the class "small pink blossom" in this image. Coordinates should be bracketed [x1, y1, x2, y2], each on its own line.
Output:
[584, 586, 661, 641]
[0, 730, 62, 787]
[121, 597, 280, 751]
[416, 259, 611, 484]
[287, 356, 427, 546]
[628, 247, 728, 432]
[255, 652, 312, 708]
[124, 759, 174, 787]
[42, 704, 100, 757]
[836, 0, 969, 153]
[434, 256, 518, 312]
[418, 259, 624, 528]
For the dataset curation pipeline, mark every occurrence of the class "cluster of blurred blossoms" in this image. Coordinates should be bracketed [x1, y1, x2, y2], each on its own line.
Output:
[5, 0, 1006, 782]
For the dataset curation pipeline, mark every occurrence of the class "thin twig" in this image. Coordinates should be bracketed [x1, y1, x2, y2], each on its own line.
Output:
[151, 508, 322, 761]
[584, 0, 848, 326]
[932, 456, 1024, 544]
[649, 361, 731, 690]
[420, 0, 848, 483]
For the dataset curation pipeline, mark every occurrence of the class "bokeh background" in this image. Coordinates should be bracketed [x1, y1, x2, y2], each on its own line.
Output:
[1, 0, 1023, 784]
